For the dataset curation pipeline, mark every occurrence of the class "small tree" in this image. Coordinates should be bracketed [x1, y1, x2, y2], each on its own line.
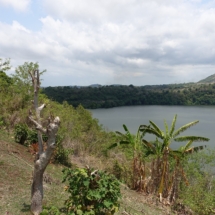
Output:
[142, 114, 209, 202]
[108, 124, 149, 191]
[28, 69, 60, 215]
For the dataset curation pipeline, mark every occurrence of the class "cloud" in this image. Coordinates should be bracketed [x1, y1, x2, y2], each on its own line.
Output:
[0, 0, 31, 11]
[1, 0, 215, 86]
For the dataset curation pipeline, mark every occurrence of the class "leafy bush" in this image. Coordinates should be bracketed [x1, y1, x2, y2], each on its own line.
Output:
[62, 166, 121, 215]
[14, 123, 29, 145]
[53, 135, 72, 167]
[179, 149, 215, 214]
[41, 206, 61, 215]
[14, 123, 71, 166]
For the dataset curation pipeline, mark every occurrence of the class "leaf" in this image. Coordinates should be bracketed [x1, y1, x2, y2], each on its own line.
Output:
[83, 180, 90, 187]
[173, 120, 199, 137]
[77, 209, 83, 215]
[164, 120, 169, 134]
[185, 145, 206, 154]
[149, 120, 163, 137]
[174, 136, 209, 142]
[142, 127, 163, 138]
[169, 114, 177, 137]
[103, 200, 112, 208]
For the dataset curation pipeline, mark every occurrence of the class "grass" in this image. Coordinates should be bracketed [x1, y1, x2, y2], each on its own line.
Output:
[0, 130, 173, 215]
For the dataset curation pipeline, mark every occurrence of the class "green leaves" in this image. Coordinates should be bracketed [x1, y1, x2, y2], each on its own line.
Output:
[62, 167, 121, 214]
[174, 136, 209, 142]
[173, 120, 199, 137]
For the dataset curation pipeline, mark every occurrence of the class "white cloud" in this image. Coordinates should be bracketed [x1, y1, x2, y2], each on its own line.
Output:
[0, 0, 31, 11]
[1, 0, 215, 86]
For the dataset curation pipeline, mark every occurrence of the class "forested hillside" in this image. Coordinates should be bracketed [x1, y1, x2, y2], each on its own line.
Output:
[43, 82, 215, 108]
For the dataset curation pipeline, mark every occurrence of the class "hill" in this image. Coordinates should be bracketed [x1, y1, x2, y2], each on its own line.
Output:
[42, 81, 215, 109]
[198, 74, 215, 84]
[0, 130, 170, 215]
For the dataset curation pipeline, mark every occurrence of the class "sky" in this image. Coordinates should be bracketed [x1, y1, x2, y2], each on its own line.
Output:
[0, 0, 215, 87]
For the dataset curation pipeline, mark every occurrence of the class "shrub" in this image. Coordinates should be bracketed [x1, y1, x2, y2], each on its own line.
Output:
[14, 123, 71, 166]
[179, 149, 215, 215]
[14, 123, 29, 145]
[53, 135, 72, 167]
[41, 206, 61, 215]
[62, 166, 121, 215]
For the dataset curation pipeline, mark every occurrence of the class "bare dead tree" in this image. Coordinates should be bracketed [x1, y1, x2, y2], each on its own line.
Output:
[28, 70, 60, 215]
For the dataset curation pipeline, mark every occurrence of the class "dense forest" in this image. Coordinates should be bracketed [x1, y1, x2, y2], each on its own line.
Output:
[42, 82, 215, 108]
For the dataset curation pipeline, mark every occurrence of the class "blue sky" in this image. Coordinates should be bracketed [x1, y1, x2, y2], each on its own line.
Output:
[0, 0, 215, 86]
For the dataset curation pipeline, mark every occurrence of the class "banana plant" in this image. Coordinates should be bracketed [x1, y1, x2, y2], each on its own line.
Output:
[141, 114, 209, 201]
[108, 124, 150, 190]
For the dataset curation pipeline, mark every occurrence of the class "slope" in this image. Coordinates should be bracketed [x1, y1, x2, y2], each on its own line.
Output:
[0, 130, 172, 215]
[198, 74, 215, 83]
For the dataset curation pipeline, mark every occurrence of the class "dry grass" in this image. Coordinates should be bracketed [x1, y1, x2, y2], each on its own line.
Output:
[0, 130, 174, 215]
[0, 131, 67, 215]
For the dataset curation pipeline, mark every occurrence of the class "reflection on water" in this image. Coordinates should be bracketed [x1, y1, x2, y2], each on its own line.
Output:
[90, 105, 215, 149]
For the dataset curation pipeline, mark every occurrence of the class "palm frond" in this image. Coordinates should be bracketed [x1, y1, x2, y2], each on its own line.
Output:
[142, 140, 156, 155]
[115, 131, 125, 137]
[123, 124, 131, 134]
[164, 120, 169, 134]
[144, 127, 163, 139]
[149, 120, 163, 137]
[139, 124, 150, 137]
[169, 114, 177, 137]
[185, 145, 206, 154]
[183, 140, 193, 151]
[174, 136, 210, 142]
[169, 150, 182, 158]
[173, 120, 199, 137]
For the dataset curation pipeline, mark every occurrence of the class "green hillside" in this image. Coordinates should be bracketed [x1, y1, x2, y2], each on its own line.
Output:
[0, 130, 167, 215]
[1, 59, 215, 215]
[198, 74, 215, 83]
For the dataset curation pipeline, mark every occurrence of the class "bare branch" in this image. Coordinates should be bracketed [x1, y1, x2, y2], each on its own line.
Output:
[28, 116, 47, 134]
[38, 104, 45, 112]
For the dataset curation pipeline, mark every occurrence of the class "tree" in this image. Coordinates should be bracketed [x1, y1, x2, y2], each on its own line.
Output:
[142, 114, 209, 202]
[0, 58, 12, 91]
[28, 68, 60, 215]
[108, 124, 149, 191]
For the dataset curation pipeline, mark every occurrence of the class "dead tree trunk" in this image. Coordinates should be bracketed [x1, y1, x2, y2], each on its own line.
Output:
[28, 70, 60, 215]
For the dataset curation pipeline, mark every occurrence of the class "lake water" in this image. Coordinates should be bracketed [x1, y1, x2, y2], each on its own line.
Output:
[90, 105, 215, 149]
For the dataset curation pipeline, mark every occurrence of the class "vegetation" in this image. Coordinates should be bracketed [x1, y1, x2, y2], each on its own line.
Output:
[42, 81, 215, 108]
[62, 166, 121, 215]
[109, 115, 209, 205]
[1, 58, 215, 214]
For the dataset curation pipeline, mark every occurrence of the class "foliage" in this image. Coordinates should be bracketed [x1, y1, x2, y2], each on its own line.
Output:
[108, 124, 149, 190]
[62, 166, 121, 215]
[41, 206, 61, 215]
[108, 115, 209, 205]
[142, 115, 209, 202]
[53, 134, 72, 167]
[14, 123, 71, 165]
[14, 123, 43, 146]
[14, 123, 29, 145]
[42, 82, 215, 108]
[179, 149, 215, 215]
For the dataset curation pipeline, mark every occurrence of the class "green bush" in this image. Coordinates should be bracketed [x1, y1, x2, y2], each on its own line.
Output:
[14, 123, 71, 166]
[41, 206, 61, 215]
[14, 123, 29, 145]
[179, 149, 215, 215]
[53, 135, 72, 167]
[62, 167, 121, 215]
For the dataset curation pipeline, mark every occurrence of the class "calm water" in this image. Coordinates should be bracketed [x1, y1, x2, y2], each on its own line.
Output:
[90, 106, 215, 149]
